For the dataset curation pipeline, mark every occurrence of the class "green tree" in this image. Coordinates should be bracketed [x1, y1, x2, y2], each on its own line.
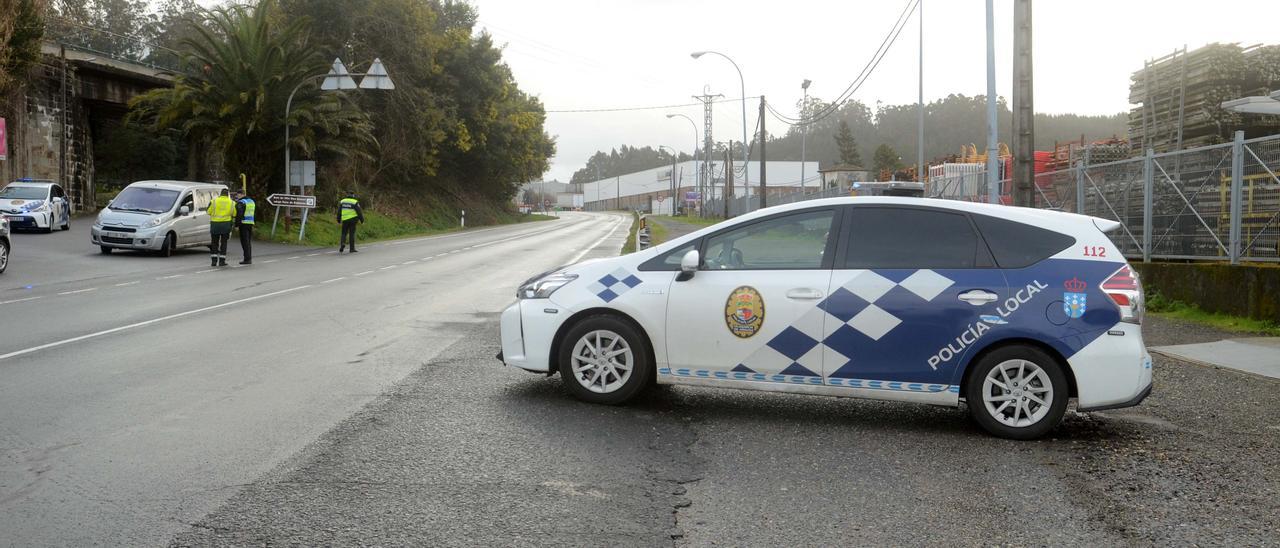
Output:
[833, 120, 862, 167]
[872, 143, 902, 176]
[569, 145, 690, 185]
[0, 0, 45, 100]
[128, 1, 375, 199]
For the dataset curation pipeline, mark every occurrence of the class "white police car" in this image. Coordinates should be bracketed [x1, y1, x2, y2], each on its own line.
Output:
[499, 198, 1151, 439]
[0, 179, 72, 233]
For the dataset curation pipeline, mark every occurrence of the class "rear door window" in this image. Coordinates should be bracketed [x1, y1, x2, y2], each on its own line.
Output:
[843, 206, 990, 269]
[971, 214, 1077, 268]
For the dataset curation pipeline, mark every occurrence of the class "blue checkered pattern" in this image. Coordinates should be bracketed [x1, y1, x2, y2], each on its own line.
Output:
[587, 267, 642, 303]
[660, 367, 956, 393]
[732, 269, 955, 382]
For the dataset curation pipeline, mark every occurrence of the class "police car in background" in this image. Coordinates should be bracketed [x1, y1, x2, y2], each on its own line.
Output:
[0, 215, 10, 274]
[499, 197, 1151, 439]
[0, 179, 72, 233]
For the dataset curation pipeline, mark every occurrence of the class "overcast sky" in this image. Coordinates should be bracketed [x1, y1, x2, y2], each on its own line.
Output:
[469, 0, 1277, 182]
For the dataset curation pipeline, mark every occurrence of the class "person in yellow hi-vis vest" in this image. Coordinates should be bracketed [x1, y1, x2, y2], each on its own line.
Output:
[337, 191, 364, 253]
[208, 189, 236, 267]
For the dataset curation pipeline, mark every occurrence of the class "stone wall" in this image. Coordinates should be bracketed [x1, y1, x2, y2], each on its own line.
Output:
[1133, 262, 1280, 323]
[0, 62, 94, 211]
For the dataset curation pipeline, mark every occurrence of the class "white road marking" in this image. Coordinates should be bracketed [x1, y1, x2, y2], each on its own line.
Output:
[325, 250, 338, 254]
[354, 270, 374, 277]
[321, 277, 347, 284]
[287, 256, 301, 260]
[379, 265, 397, 270]
[569, 217, 623, 264]
[0, 296, 42, 305]
[307, 253, 321, 257]
[402, 260, 417, 265]
[195, 269, 217, 274]
[156, 274, 184, 280]
[58, 288, 98, 295]
[115, 281, 141, 287]
[0, 285, 313, 362]
[262, 259, 278, 264]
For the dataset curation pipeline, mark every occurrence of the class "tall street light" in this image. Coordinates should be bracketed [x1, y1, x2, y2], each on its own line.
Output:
[275, 57, 394, 239]
[800, 79, 811, 193]
[666, 113, 699, 213]
[691, 50, 749, 198]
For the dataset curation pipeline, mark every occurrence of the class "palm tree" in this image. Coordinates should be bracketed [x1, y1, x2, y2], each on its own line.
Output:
[129, 0, 375, 199]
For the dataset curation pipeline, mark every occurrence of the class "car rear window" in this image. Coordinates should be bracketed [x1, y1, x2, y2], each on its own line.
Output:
[972, 214, 1077, 268]
[844, 207, 988, 269]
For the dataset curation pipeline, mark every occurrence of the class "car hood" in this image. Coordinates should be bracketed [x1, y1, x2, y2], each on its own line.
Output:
[0, 198, 39, 213]
[97, 208, 159, 228]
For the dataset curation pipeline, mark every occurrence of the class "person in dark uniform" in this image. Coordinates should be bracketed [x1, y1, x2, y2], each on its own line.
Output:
[233, 190, 255, 265]
[337, 191, 364, 253]
[208, 189, 236, 266]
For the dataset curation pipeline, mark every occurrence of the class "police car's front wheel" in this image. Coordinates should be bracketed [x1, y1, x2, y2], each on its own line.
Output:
[558, 315, 651, 405]
[966, 345, 1068, 440]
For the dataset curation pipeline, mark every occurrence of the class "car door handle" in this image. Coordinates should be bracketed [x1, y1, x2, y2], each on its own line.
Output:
[958, 290, 999, 306]
[786, 288, 825, 300]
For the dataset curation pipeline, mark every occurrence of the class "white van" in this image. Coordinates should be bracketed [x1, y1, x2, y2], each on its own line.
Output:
[91, 180, 228, 256]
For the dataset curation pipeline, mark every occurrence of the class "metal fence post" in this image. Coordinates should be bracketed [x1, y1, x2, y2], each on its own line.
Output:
[1142, 148, 1154, 263]
[1229, 130, 1244, 264]
[1075, 162, 1086, 214]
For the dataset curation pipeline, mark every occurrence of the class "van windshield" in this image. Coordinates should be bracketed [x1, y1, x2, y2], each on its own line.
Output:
[111, 187, 180, 214]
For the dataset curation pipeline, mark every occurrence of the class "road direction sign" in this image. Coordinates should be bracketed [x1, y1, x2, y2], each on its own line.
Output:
[267, 193, 316, 208]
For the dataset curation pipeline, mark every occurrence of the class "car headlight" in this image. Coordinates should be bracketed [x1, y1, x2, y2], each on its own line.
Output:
[145, 216, 167, 227]
[517, 271, 577, 299]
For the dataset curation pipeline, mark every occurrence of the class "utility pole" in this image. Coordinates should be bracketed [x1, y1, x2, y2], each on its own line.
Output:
[615, 176, 621, 211]
[800, 79, 811, 192]
[984, 0, 1000, 204]
[724, 143, 733, 218]
[1011, 0, 1034, 207]
[759, 96, 767, 209]
[595, 164, 601, 211]
[917, 0, 925, 185]
[693, 90, 722, 217]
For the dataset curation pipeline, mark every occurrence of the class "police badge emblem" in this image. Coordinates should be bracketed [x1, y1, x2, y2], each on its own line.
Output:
[725, 286, 765, 338]
[1063, 277, 1087, 319]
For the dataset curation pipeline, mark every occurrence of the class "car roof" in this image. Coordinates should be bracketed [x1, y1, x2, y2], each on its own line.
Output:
[650, 196, 1110, 253]
[6, 181, 55, 188]
[124, 180, 227, 191]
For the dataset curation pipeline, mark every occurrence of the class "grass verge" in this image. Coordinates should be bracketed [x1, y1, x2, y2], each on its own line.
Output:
[620, 211, 639, 254]
[652, 214, 723, 227]
[1147, 292, 1280, 336]
[261, 210, 555, 247]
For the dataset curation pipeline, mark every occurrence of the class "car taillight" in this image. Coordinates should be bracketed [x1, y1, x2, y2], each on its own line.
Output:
[1102, 264, 1143, 324]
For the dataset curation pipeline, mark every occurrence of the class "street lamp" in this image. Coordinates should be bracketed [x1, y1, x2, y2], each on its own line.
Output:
[666, 113, 699, 214]
[275, 57, 394, 239]
[800, 79, 811, 193]
[691, 50, 749, 199]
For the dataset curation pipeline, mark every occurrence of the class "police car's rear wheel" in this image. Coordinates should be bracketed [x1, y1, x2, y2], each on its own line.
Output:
[559, 316, 651, 405]
[966, 346, 1068, 440]
[0, 240, 8, 274]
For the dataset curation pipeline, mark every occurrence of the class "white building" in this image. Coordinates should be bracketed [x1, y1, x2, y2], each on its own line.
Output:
[582, 160, 820, 212]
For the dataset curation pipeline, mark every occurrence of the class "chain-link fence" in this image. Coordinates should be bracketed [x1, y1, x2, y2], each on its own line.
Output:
[926, 131, 1280, 264]
[703, 186, 849, 218]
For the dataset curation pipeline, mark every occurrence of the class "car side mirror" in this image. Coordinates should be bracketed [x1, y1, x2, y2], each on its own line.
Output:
[179, 205, 190, 216]
[52, 196, 64, 202]
[676, 249, 699, 282]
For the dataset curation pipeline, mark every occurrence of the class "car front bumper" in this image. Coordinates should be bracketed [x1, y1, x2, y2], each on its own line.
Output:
[3, 212, 50, 229]
[91, 226, 164, 250]
[499, 299, 571, 373]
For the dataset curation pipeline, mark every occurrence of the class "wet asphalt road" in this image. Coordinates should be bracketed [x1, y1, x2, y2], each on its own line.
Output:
[174, 314, 1278, 547]
[3, 214, 1277, 547]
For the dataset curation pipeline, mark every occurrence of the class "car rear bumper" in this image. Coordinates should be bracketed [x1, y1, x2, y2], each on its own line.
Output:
[1068, 322, 1153, 410]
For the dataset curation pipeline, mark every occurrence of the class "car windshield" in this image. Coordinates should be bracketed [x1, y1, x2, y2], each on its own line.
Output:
[111, 187, 180, 213]
[0, 185, 49, 200]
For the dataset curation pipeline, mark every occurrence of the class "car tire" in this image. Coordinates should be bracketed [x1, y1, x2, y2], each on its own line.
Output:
[61, 217, 70, 231]
[100, 245, 112, 255]
[965, 345, 1069, 440]
[557, 315, 652, 405]
[159, 233, 176, 257]
[0, 239, 8, 274]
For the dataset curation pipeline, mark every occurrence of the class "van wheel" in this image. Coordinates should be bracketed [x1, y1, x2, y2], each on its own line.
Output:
[965, 345, 1068, 440]
[158, 233, 176, 257]
[100, 245, 112, 255]
[557, 315, 651, 405]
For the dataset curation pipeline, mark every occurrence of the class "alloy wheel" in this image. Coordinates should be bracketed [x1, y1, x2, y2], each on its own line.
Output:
[570, 329, 634, 394]
[981, 359, 1054, 428]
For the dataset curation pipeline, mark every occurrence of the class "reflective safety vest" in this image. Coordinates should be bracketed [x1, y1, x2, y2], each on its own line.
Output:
[339, 197, 359, 222]
[209, 195, 236, 223]
[239, 197, 255, 224]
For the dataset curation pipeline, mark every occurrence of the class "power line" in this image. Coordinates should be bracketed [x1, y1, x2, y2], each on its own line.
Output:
[546, 96, 759, 114]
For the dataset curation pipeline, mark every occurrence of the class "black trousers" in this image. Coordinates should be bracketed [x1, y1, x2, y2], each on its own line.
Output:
[238, 224, 253, 262]
[210, 233, 229, 259]
[341, 219, 358, 250]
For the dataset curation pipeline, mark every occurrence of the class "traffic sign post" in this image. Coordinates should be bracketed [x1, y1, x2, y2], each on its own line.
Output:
[267, 193, 318, 240]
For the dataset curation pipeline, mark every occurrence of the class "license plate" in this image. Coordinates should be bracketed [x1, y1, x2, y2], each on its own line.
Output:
[104, 232, 127, 239]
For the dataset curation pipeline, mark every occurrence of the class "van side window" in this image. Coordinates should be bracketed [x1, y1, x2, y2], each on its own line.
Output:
[971, 214, 1077, 268]
[844, 207, 989, 269]
[180, 193, 195, 212]
[194, 190, 211, 211]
